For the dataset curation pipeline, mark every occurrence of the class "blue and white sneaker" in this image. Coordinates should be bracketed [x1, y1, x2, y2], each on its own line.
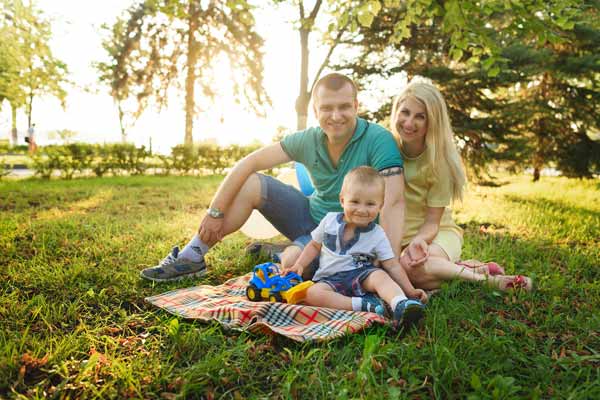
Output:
[393, 299, 425, 330]
[361, 294, 386, 316]
[140, 246, 207, 282]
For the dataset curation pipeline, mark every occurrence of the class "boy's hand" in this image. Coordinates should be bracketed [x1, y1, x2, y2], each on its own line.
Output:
[409, 288, 428, 304]
[283, 263, 304, 277]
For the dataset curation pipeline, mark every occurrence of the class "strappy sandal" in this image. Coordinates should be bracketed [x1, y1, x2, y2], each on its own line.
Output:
[457, 260, 506, 276]
[501, 275, 533, 291]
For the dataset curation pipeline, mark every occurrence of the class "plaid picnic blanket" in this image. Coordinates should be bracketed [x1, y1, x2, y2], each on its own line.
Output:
[145, 273, 388, 342]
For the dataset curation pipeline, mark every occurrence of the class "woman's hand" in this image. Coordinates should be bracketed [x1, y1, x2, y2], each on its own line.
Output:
[404, 238, 429, 267]
[198, 215, 225, 247]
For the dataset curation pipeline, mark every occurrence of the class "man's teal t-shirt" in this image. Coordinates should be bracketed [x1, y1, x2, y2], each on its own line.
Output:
[280, 117, 403, 223]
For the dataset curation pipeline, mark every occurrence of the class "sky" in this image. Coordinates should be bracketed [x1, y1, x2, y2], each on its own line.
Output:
[0, 1, 405, 154]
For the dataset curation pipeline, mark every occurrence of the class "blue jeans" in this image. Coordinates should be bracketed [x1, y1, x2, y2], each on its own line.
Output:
[257, 173, 318, 249]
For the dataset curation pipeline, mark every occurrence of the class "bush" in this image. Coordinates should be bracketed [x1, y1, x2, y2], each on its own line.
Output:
[28, 142, 261, 179]
[0, 157, 12, 179]
[171, 145, 199, 175]
[0, 143, 28, 154]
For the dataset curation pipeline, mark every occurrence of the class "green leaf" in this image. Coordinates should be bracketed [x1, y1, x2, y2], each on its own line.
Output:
[482, 57, 496, 69]
[369, 0, 382, 15]
[488, 66, 501, 77]
[471, 373, 482, 390]
[384, 0, 401, 7]
[168, 317, 180, 336]
[357, 12, 375, 27]
[451, 48, 464, 61]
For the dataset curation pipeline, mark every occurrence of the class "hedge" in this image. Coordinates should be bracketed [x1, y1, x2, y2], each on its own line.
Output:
[28, 143, 263, 179]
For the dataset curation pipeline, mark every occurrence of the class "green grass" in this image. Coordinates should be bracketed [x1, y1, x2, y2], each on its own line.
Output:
[1, 175, 598, 399]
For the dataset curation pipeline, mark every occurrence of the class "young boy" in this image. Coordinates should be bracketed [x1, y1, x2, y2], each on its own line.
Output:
[283, 166, 428, 329]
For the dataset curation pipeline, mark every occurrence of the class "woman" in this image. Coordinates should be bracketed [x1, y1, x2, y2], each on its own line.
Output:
[391, 81, 531, 291]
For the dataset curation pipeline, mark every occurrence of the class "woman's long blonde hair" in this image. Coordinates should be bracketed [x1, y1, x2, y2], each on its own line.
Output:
[391, 81, 466, 202]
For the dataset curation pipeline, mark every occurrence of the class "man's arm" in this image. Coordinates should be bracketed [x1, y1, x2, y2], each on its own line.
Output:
[379, 166, 406, 256]
[209, 143, 290, 212]
[378, 166, 408, 287]
[199, 143, 291, 245]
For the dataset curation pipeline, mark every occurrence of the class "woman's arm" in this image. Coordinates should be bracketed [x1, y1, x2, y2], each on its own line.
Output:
[404, 206, 445, 266]
[414, 206, 445, 243]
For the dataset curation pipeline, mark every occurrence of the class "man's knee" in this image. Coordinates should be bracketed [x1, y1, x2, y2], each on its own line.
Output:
[238, 173, 262, 206]
[280, 245, 302, 268]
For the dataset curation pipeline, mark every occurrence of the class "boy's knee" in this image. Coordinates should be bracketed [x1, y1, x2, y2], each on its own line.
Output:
[369, 269, 388, 282]
[305, 283, 327, 303]
[362, 269, 387, 290]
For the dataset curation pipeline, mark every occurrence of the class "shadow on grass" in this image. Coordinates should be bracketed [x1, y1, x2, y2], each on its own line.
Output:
[475, 179, 510, 188]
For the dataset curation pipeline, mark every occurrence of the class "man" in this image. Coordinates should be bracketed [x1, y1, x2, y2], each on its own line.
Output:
[140, 73, 407, 286]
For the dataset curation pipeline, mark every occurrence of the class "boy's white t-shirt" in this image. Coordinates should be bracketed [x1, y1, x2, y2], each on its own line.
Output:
[311, 212, 396, 282]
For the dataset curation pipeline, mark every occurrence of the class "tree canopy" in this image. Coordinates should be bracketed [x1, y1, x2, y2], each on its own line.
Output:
[337, 0, 599, 178]
[98, 0, 269, 146]
[0, 0, 68, 143]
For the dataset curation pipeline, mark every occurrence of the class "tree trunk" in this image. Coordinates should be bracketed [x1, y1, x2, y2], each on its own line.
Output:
[10, 103, 17, 147]
[296, 27, 310, 130]
[117, 102, 127, 143]
[26, 92, 33, 129]
[184, 2, 201, 146]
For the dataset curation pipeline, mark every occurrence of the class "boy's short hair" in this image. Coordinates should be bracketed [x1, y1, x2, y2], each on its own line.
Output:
[341, 166, 385, 195]
[312, 72, 358, 102]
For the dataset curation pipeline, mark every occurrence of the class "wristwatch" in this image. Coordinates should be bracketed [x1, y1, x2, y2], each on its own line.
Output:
[207, 207, 225, 219]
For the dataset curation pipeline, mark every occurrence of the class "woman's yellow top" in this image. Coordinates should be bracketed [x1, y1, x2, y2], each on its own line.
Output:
[400, 147, 463, 245]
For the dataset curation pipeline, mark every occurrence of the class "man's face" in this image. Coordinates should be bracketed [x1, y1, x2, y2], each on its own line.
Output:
[313, 83, 358, 143]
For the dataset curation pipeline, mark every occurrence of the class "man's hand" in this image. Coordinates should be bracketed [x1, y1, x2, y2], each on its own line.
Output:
[409, 288, 428, 304]
[198, 215, 225, 247]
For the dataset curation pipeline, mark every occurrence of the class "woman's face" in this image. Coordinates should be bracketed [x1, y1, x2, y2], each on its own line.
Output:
[394, 96, 428, 146]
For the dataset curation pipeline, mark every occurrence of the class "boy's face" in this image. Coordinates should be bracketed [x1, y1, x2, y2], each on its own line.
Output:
[340, 181, 384, 228]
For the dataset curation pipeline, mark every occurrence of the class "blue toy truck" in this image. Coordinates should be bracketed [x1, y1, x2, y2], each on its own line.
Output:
[246, 262, 313, 303]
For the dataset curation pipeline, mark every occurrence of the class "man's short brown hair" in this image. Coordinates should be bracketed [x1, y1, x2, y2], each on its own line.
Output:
[312, 72, 358, 102]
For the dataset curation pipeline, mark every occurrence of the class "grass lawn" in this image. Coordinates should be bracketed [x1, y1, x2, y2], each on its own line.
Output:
[1, 175, 598, 399]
